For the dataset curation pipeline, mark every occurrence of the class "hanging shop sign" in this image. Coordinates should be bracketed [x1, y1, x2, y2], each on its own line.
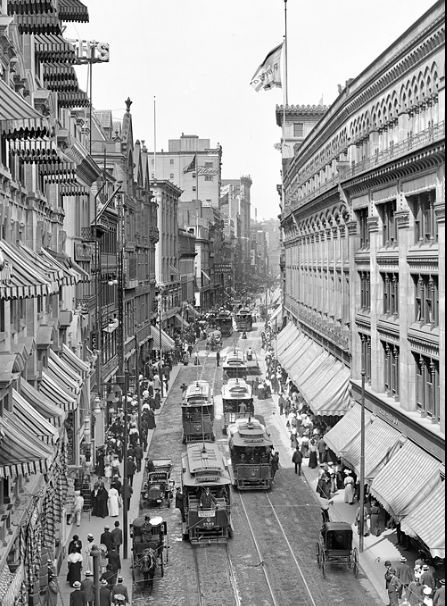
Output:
[67, 39, 110, 64]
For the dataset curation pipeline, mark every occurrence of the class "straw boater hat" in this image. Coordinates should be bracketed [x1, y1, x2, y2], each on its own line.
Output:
[423, 587, 432, 595]
[73, 582, 81, 589]
[100, 579, 108, 586]
[400, 557, 407, 562]
[85, 571, 92, 577]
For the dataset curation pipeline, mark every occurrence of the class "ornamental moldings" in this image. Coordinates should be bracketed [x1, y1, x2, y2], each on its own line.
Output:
[346, 220, 358, 236]
[408, 326, 440, 358]
[434, 202, 445, 224]
[367, 216, 379, 232]
[354, 251, 370, 266]
[407, 247, 439, 272]
[376, 250, 399, 266]
[355, 312, 372, 332]
[377, 318, 400, 342]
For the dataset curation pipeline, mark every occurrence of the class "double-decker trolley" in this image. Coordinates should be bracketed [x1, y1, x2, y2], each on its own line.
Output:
[235, 307, 253, 332]
[221, 378, 254, 434]
[228, 417, 273, 490]
[181, 441, 232, 544]
[182, 380, 215, 443]
[222, 349, 248, 381]
[215, 309, 233, 337]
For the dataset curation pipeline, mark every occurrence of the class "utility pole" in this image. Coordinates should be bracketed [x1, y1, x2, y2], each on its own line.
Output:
[359, 370, 366, 553]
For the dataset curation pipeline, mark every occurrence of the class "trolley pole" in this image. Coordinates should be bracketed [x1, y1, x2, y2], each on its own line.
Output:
[359, 370, 366, 553]
[121, 373, 129, 560]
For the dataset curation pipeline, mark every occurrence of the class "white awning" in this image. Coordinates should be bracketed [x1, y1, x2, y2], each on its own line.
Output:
[175, 313, 190, 328]
[150, 326, 175, 351]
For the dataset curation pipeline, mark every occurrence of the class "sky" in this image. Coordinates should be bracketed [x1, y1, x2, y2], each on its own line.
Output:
[66, 0, 436, 221]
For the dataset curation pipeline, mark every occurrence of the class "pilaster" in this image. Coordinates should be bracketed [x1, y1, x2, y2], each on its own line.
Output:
[368, 216, 382, 391]
[435, 197, 445, 435]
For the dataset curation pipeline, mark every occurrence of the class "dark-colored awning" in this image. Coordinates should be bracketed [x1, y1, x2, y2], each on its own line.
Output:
[59, 184, 90, 197]
[7, 0, 56, 15]
[9, 138, 59, 163]
[150, 326, 176, 351]
[39, 160, 78, 184]
[40, 371, 77, 411]
[0, 79, 51, 140]
[43, 63, 79, 92]
[13, 13, 61, 35]
[35, 34, 76, 63]
[21, 379, 65, 425]
[57, 90, 90, 108]
[44, 248, 91, 283]
[58, 0, 89, 22]
[12, 388, 59, 444]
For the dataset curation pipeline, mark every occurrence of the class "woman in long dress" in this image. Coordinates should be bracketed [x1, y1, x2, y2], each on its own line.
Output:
[66, 551, 83, 586]
[108, 486, 120, 517]
[308, 438, 319, 468]
[344, 472, 355, 504]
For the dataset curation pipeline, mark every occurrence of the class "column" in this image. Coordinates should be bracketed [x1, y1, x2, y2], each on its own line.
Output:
[367, 215, 381, 390]
[435, 165, 445, 433]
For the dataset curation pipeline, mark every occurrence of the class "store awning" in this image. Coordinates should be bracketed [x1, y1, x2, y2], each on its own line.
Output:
[286, 334, 321, 381]
[371, 439, 443, 521]
[324, 403, 373, 457]
[175, 313, 190, 328]
[7, 0, 56, 14]
[0, 240, 57, 299]
[0, 79, 51, 140]
[21, 379, 65, 425]
[401, 482, 445, 559]
[17, 243, 64, 290]
[35, 33, 76, 63]
[276, 323, 297, 358]
[39, 248, 79, 285]
[281, 332, 308, 373]
[58, 0, 89, 22]
[343, 417, 403, 480]
[57, 90, 90, 108]
[307, 360, 351, 416]
[61, 343, 90, 375]
[150, 326, 176, 352]
[185, 303, 200, 318]
[13, 13, 62, 35]
[0, 411, 53, 479]
[44, 248, 91, 283]
[270, 287, 281, 305]
[43, 63, 79, 92]
[12, 389, 59, 444]
[270, 304, 283, 327]
[48, 349, 82, 394]
[39, 371, 77, 411]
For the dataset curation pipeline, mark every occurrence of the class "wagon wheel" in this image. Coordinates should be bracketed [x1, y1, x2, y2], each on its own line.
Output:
[159, 548, 164, 577]
[321, 548, 326, 578]
[316, 542, 321, 568]
[352, 547, 359, 578]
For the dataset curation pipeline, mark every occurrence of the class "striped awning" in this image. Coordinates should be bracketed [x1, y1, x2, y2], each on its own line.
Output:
[0, 411, 53, 479]
[43, 63, 79, 92]
[48, 349, 82, 394]
[59, 183, 91, 197]
[150, 325, 176, 351]
[58, 0, 89, 22]
[57, 90, 90, 108]
[343, 417, 403, 481]
[13, 13, 61, 35]
[371, 439, 443, 521]
[9, 138, 59, 163]
[34, 34, 76, 63]
[39, 370, 77, 411]
[186, 303, 200, 318]
[44, 248, 91, 283]
[323, 403, 373, 457]
[7, 0, 56, 14]
[21, 379, 65, 425]
[401, 481, 445, 559]
[0, 240, 57, 299]
[0, 79, 51, 140]
[16, 243, 64, 290]
[12, 388, 59, 444]
[276, 323, 297, 358]
[61, 343, 90, 375]
[39, 248, 80, 286]
[270, 304, 283, 326]
[175, 313, 190, 328]
[39, 159, 78, 183]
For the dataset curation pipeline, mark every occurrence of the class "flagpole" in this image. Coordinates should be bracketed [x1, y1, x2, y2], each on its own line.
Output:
[153, 96, 157, 179]
[284, 0, 289, 106]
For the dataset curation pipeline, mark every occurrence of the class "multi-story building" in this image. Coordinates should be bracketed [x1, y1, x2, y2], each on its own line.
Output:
[178, 228, 196, 320]
[149, 133, 222, 208]
[257, 218, 281, 280]
[279, 0, 444, 559]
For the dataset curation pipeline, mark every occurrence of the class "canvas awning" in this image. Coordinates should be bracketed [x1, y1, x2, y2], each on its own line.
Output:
[57, 90, 90, 108]
[175, 313, 190, 328]
[20, 379, 65, 425]
[13, 12, 61, 35]
[0, 411, 53, 478]
[270, 304, 283, 326]
[371, 440, 443, 521]
[150, 326, 175, 351]
[185, 303, 200, 318]
[276, 323, 297, 358]
[34, 33, 76, 63]
[43, 63, 79, 91]
[323, 403, 373, 457]
[40, 371, 77, 411]
[0, 240, 57, 299]
[0, 79, 51, 140]
[12, 388, 59, 444]
[401, 481, 445, 559]
[7, 0, 56, 13]
[61, 343, 90, 375]
[58, 0, 89, 22]
[48, 349, 82, 394]
[16, 243, 64, 290]
[343, 417, 403, 481]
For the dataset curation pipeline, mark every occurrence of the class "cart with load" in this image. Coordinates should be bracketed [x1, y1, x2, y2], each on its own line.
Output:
[130, 515, 168, 591]
[140, 459, 174, 508]
[316, 522, 359, 578]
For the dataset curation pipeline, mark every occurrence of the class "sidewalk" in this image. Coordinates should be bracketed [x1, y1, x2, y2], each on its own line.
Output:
[57, 363, 182, 605]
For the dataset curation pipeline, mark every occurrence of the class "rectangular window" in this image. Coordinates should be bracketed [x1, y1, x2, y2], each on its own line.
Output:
[379, 200, 398, 247]
[293, 122, 304, 137]
[360, 333, 372, 383]
[356, 208, 370, 249]
[204, 175, 213, 182]
[359, 271, 371, 311]
[205, 162, 213, 168]
[170, 159, 174, 165]
[415, 354, 440, 423]
[381, 272, 399, 316]
[169, 174, 174, 179]
[382, 342, 399, 400]
[411, 191, 437, 243]
[414, 274, 438, 326]
[192, 186, 196, 192]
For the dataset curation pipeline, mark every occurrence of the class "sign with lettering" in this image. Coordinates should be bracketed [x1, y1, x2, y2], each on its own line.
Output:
[67, 40, 110, 64]
[75, 242, 93, 262]
[214, 264, 232, 273]
[197, 510, 216, 518]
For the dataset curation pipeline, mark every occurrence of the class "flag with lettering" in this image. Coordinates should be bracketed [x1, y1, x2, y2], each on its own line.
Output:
[183, 154, 197, 174]
[250, 42, 283, 92]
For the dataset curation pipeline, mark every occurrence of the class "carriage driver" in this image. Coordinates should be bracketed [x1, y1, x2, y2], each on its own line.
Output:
[199, 487, 217, 509]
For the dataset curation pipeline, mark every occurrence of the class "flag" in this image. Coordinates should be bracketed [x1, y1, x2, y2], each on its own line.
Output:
[197, 166, 218, 177]
[183, 154, 197, 174]
[250, 42, 283, 92]
[201, 269, 211, 282]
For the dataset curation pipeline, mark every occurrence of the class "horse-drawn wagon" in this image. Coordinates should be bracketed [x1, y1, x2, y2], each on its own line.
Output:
[140, 459, 174, 508]
[316, 521, 359, 578]
[130, 515, 168, 591]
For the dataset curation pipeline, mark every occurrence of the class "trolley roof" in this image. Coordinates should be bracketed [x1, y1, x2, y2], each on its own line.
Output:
[223, 349, 246, 366]
[221, 378, 252, 399]
[185, 380, 211, 401]
[182, 441, 231, 487]
[228, 418, 272, 446]
[236, 308, 251, 315]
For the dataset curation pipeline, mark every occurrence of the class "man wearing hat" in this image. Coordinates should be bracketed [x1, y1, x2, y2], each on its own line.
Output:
[433, 579, 445, 606]
[111, 577, 129, 604]
[99, 579, 112, 606]
[100, 526, 115, 552]
[125, 456, 136, 488]
[396, 556, 413, 599]
[70, 581, 87, 606]
[84, 534, 95, 571]
[80, 571, 95, 606]
[387, 567, 403, 606]
[407, 576, 425, 605]
[421, 564, 436, 591]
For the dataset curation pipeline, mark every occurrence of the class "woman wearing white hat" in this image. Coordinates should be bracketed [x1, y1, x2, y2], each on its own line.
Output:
[423, 586, 434, 606]
[343, 470, 355, 504]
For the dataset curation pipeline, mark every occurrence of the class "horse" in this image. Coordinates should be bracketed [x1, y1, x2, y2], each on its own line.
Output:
[137, 547, 157, 590]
